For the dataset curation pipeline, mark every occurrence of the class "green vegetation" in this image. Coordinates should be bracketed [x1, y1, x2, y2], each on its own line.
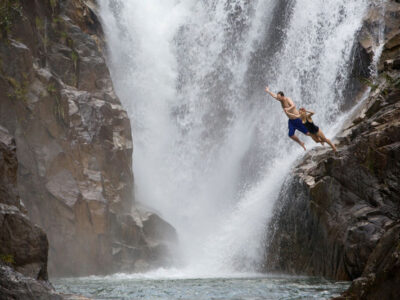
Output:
[49, 0, 57, 13]
[359, 76, 379, 91]
[379, 72, 400, 96]
[52, 16, 62, 25]
[66, 36, 74, 48]
[70, 73, 78, 87]
[383, 72, 395, 84]
[395, 78, 400, 89]
[35, 16, 44, 30]
[47, 83, 57, 94]
[54, 95, 67, 125]
[0, 254, 15, 265]
[383, 72, 400, 89]
[6, 75, 28, 102]
[46, 82, 66, 124]
[60, 31, 68, 39]
[0, 0, 23, 39]
[71, 50, 79, 69]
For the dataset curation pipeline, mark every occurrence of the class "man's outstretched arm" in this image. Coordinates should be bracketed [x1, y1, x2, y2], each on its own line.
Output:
[265, 86, 278, 99]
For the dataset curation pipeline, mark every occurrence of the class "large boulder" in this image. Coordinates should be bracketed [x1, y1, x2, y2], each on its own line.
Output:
[0, 265, 62, 300]
[110, 209, 178, 272]
[0, 203, 49, 280]
[338, 224, 400, 300]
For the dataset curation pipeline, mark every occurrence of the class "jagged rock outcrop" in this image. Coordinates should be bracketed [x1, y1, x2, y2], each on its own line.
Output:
[0, 0, 176, 277]
[343, 0, 400, 109]
[0, 265, 63, 300]
[110, 209, 178, 272]
[265, 75, 400, 279]
[0, 126, 61, 299]
[338, 224, 400, 300]
[0, 126, 48, 281]
[264, 2, 400, 298]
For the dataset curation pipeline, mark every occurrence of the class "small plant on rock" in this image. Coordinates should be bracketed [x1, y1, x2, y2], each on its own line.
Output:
[6, 75, 28, 102]
[0, 254, 15, 265]
[0, 0, 23, 39]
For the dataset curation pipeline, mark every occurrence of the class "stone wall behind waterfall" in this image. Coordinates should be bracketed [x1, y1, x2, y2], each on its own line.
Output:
[0, 0, 176, 277]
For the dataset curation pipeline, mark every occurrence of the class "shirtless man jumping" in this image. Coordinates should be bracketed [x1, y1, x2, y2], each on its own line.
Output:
[265, 87, 308, 150]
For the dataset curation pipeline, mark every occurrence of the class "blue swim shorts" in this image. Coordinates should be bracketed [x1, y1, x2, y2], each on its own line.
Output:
[288, 118, 309, 137]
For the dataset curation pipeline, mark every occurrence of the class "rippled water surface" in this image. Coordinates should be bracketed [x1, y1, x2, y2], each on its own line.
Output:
[53, 273, 349, 299]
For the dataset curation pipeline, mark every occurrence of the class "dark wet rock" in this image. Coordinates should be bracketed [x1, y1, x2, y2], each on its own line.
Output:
[0, 203, 49, 281]
[0, 127, 48, 281]
[110, 209, 178, 273]
[0, 0, 176, 277]
[343, 0, 400, 108]
[336, 224, 400, 300]
[0, 126, 20, 210]
[0, 127, 62, 298]
[0, 265, 62, 300]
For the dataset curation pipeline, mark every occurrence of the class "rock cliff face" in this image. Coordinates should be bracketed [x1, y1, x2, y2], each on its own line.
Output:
[265, 1, 400, 298]
[0, 126, 61, 299]
[0, 0, 176, 277]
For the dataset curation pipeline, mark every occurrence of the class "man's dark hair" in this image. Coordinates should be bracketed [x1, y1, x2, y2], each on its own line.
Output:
[277, 91, 285, 97]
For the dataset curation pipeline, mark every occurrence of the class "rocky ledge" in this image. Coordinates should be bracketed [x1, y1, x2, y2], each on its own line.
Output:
[264, 4, 400, 298]
[0, 0, 176, 277]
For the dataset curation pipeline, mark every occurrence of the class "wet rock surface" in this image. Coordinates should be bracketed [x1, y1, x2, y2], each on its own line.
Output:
[337, 224, 400, 300]
[0, 0, 176, 277]
[0, 127, 62, 298]
[0, 127, 48, 280]
[265, 2, 400, 297]
[110, 208, 178, 273]
[0, 265, 62, 300]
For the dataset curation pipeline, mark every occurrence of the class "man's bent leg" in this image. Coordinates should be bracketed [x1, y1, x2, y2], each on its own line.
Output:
[290, 134, 306, 151]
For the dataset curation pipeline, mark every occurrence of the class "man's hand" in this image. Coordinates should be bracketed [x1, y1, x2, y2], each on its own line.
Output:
[265, 86, 278, 99]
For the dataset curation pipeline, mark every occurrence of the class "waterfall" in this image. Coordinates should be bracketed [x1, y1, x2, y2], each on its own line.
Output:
[99, 0, 370, 275]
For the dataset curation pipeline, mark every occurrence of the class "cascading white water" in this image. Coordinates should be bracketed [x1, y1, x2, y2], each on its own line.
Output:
[99, 0, 372, 275]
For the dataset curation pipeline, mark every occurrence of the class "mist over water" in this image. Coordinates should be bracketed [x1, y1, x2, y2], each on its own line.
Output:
[99, 0, 371, 275]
